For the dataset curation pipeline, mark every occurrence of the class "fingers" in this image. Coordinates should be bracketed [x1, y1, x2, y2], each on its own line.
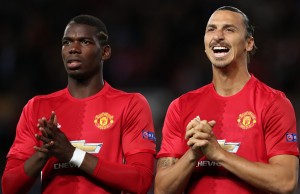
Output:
[34, 146, 50, 153]
[185, 126, 211, 149]
[38, 126, 48, 138]
[35, 133, 54, 146]
[37, 111, 59, 138]
[34, 111, 61, 157]
[208, 120, 216, 127]
[185, 116, 216, 151]
[185, 116, 202, 139]
[186, 116, 201, 132]
[187, 139, 209, 150]
[185, 124, 209, 140]
[34, 133, 54, 154]
[49, 111, 59, 130]
[185, 116, 215, 139]
[50, 111, 56, 125]
[37, 117, 47, 128]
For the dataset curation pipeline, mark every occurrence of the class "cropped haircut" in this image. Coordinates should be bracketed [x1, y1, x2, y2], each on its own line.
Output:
[68, 15, 109, 46]
[216, 6, 257, 60]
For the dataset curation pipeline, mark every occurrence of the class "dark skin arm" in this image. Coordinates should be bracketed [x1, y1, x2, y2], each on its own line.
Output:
[23, 122, 54, 177]
[2, 118, 53, 194]
[23, 150, 49, 177]
[35, 111, 99, 175]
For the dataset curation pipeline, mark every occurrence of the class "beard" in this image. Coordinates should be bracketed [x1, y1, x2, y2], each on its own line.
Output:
[210, 57, 230, 69]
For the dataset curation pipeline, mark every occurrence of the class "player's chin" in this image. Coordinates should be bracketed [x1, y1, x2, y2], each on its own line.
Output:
[212, 60, 230, 68]
[67, 71, 86, 80]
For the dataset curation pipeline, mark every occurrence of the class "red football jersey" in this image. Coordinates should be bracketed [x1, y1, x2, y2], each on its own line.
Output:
[157, 75, 299, 194]
[7, 82, 156, 194]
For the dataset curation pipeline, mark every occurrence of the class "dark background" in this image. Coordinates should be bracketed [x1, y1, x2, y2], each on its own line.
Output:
[1, 0, 300, 193]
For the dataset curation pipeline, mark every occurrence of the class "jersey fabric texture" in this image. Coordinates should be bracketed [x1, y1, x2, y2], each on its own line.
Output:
[157, 75, 299, 194]
[6, 82, 156, 194]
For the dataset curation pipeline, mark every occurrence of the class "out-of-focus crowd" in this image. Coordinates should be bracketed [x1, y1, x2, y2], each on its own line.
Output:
[1, 1, 300, 193]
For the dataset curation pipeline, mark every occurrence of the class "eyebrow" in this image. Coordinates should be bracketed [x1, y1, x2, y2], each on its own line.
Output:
[62, 37, 94, 41]
[206, 23, 238, 29]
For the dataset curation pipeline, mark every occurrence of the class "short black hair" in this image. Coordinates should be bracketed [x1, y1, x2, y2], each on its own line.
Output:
[216, 6, 257, 58]
[68, 15, 109, 46]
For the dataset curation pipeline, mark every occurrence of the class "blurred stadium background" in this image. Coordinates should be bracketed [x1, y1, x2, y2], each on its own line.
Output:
[0, 0, 299, 193]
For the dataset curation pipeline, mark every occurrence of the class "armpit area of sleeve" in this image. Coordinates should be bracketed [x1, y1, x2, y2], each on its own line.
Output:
[124, 149, 156, 158]
[156, 153, 182, 159]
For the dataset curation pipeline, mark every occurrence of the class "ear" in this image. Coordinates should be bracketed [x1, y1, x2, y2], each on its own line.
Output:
[246, 36, 254, 52]
[102, 45, 111, 60]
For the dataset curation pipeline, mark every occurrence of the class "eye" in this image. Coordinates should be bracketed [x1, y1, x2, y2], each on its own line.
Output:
[226, 28, 235, 32]
[206, 27, 215, 32]
[62, 40, 70, 46]
[81, 40, 92, 45]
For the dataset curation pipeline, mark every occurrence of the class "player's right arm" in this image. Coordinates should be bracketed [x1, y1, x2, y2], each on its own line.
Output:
[2, 99, 50, 194]
[155, 150, 198, 194]
[155, 99, 200, 194]
[155, 118, 213, 194]
[2, 152, 48, 194]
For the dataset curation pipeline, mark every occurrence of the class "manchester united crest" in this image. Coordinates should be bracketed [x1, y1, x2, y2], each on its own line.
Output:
[237, 111, 256, 129]
[94, 112, 114, 130]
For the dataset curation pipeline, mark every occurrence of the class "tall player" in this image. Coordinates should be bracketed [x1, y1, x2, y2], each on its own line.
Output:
[2, 15, 156, 194]
[155, 6, 299, 194]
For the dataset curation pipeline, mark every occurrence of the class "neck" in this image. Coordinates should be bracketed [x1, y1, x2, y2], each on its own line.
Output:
[67, 76, 104, 99]
[212, 64, 250, 97]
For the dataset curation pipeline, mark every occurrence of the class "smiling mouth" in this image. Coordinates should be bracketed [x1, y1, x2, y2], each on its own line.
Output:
[212, 46, 230, 58]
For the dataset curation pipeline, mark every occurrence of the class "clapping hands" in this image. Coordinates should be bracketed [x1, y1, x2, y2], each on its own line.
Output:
[34, 111, 75, 162]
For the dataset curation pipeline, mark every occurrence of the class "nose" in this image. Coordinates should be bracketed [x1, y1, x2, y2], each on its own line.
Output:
[69, 42, 81, 54]
[213, 29, 224, 40]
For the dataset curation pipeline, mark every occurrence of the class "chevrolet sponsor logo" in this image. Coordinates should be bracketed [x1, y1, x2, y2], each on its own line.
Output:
[70, 140, 103, 153]
[195, 140, 240, 168]
[217, 139, 240, 153]
[196, 160, 221, 167]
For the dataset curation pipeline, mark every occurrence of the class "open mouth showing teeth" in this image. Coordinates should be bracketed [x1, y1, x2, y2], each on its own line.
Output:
[212, 46, 230, 57]
[213, 46, 229, 53]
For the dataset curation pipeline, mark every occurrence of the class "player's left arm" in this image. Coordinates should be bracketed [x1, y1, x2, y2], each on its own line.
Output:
[197, 96, 299, 194]
[36, 124, 154, 194]
[190, 125, 299, 194]
[215, 149, 298, 194]
[87, 152, 154, 194]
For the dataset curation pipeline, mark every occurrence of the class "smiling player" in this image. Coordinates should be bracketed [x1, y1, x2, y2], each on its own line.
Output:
[155, 6, 299, 194]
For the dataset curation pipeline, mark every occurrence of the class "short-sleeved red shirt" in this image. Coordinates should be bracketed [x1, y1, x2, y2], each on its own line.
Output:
[157, 75, 298, 194]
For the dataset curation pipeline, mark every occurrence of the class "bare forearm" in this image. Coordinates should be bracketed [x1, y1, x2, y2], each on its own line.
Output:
[78, 152, 98, 175]
[24, 152, 48, 177]
[218, 152, 299, 194]
[155, 149, 200, 194]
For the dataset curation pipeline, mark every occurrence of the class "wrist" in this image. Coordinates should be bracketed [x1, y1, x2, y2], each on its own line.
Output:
[188, 148, 202, 163]
[69, 148, 86, 167]
[36, 150, 50, 161]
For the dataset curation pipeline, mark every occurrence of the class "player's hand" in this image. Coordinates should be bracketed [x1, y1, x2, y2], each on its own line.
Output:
[185, 116, 216, 159]
[33, 139, 53, 159]
[199, 131, 224, 161]
[36, 111, 75, 162]
[34, 115, 56, 159]
[186, 116, 224, 161]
